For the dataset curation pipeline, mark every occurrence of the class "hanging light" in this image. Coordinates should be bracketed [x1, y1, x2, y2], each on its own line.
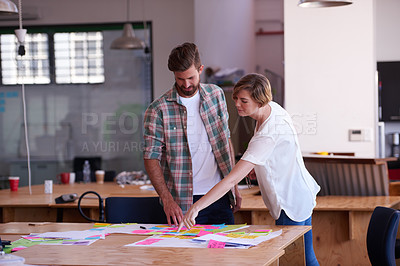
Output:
[298, 0, 352, 8]
[0, 0, 18, 14]
[110, 0, 145, 50]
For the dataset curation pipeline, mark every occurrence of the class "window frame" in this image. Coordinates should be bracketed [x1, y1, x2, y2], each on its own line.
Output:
[0, 22, 153, 91]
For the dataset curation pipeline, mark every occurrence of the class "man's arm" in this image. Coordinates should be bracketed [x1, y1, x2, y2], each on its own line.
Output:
[228, 138, 242, 213]
[144, 159, 183, 226]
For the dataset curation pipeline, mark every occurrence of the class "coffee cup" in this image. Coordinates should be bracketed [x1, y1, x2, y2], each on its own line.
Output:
[57, 172, 70, 184]
[69, 172, 76, 184]
[8, 176, 20, 191]
[95, 170, 105, 184]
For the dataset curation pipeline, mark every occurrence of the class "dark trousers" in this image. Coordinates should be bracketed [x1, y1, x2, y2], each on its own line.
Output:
[193, 193, 234, 225]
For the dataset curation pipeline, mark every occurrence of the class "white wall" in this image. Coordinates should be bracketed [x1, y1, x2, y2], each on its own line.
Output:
[0, 0, 195, 99]
[284, 0, 376, 156]
[376, 0, 400, 61]
[194, 0, 255, 75]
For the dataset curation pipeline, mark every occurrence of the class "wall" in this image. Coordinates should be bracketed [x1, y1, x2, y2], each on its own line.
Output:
[194, 0, 255, 75]
[375, 0, 400, 157]
[284, 0, 376, 157]
[0, 0, 195, 99]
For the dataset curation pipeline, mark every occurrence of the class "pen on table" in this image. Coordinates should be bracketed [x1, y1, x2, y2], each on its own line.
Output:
[140, 226, 147, 229]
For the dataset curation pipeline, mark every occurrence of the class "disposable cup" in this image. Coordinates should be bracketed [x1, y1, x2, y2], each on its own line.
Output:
[8, 176, 19, 191]
[95, 170, 105, 184]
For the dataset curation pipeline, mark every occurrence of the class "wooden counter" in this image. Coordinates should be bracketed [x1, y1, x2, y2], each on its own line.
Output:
[0, 222, 311, 266]
[303, 155, 397, 196]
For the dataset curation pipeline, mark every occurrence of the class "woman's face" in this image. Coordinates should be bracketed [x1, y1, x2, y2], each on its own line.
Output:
[233, 89, 260, 117]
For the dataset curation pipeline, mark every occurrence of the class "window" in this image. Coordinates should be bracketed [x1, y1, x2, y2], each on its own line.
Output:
[0, 33, 50, 85]
[0, 30, 105, 85]
[54, 32, 104, 84]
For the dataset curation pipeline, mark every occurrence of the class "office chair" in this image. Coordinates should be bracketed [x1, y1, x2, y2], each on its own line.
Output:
[105, 197, 167, 224]
[78, 192, 167, 224]
[366, 206, 400, 266]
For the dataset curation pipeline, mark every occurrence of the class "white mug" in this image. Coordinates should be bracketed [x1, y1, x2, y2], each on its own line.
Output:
[69, 172, 76, 184]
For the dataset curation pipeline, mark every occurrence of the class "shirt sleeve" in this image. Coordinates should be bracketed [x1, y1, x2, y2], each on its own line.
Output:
[241, 134, 275, 165]
[143, 104, 165, 160]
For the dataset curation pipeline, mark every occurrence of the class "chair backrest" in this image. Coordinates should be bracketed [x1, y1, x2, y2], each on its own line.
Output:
[367, 206, 400, 266]
[105, 197, 167, 224]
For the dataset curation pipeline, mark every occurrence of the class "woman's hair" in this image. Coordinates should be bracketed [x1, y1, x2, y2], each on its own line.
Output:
[233, 73, 272, 106]
[168, 42, 202, 72]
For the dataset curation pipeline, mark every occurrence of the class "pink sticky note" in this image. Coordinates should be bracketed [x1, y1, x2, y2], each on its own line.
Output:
[12, 246, 27, 252]
[197, 230, 213, 237]
[207, 239, 226, 249]
[132, 230, 154, 234]
[135, 238, 162, 245]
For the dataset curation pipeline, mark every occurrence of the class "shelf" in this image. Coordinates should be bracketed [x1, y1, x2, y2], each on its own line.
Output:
[255, 30, 284, 36]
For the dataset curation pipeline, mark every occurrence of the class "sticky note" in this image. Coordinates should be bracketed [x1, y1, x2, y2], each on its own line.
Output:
[132, 230, 154, 234]
[197, 230, 213, 237]
[135, 238, 162, 245]
[207, 239, 226, 249]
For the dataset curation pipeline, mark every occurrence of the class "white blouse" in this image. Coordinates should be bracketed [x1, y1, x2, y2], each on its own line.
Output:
[241, 101, 320, 221]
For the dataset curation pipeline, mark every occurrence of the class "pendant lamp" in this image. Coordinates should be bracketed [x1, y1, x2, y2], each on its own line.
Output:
[110, 0, 145, 50]
[298, 0, 352, 8]
[0, 0, 18, 14]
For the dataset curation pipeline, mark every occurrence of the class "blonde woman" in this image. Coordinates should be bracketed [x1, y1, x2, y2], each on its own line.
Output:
[178, 73, 320, 266]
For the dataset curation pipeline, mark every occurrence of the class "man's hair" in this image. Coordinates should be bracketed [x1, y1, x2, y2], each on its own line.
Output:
[168, 42, 201, 72]
[233, 73, 273, 106]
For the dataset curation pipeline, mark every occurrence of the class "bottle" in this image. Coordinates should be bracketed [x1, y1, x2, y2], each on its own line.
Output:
[83, 160, 91, 183]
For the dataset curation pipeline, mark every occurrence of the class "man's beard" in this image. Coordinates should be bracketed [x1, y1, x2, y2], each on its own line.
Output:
[176, 82, 200, 97]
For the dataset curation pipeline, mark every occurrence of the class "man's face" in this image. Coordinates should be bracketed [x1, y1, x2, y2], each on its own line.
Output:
[174, 64, 204, 98]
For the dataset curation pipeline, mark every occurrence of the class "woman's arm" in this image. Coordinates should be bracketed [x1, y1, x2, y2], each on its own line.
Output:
[178, 159, 255, 230]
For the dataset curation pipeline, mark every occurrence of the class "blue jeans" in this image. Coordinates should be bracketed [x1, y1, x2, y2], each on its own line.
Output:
[275, 210, 319, 266]
[193, 193, 234, 225]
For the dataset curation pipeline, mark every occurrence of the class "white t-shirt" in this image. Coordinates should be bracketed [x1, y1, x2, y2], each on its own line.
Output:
[241, 101, 320, 221]
[179, 91, 222, 195]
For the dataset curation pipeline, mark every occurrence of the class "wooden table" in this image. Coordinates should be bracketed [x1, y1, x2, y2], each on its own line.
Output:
[236, 187, 400, 266]
[0, 183, 158, 223]
[0, 222, 310, 266]
[3, 183, 400, 265]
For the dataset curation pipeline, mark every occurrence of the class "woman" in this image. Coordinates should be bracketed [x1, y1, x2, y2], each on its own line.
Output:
[178, 73, 320, 266]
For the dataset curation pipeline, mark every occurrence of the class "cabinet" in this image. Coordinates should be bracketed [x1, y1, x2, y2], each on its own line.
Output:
[378, 61, 400, 121]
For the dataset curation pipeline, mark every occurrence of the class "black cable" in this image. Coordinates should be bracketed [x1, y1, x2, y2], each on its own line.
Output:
[77, 191, 104, 223]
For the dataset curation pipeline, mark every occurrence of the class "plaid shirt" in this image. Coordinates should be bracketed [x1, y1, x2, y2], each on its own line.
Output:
[143, 83, 233, 213]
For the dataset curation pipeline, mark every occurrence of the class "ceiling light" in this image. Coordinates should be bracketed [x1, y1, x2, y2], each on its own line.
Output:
[110, 23, 144, 49]
[0, 0, 18, 14]
[110, 0, 145, 50]
[298, 0, 353, 8]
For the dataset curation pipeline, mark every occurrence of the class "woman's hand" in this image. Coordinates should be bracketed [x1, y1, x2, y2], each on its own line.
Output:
[177, 205, 199, 231]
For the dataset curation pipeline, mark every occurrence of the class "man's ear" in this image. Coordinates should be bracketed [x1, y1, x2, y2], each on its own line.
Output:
[198, 65, 204, 74]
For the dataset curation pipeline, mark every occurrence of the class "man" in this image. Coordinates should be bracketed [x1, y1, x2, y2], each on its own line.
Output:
[143, 42, 241, 226]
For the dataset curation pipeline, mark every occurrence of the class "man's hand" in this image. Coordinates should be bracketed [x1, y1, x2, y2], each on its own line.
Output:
[231, 185, 242, 213]
[177, 205, 199, 231]
[163, 198, 183, 226]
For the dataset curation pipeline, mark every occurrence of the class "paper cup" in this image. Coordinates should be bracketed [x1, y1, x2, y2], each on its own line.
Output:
[8, 176, 20, 191]
[69, 172, 76, 184]
[95, 170, 105, 184]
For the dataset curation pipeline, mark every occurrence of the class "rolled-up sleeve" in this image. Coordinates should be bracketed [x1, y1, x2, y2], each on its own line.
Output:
[143, 105, 164, 160]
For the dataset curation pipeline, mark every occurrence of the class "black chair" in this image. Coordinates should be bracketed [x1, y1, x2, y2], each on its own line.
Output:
[105, 197, 167, 224]
[367, 206, 400, 266]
